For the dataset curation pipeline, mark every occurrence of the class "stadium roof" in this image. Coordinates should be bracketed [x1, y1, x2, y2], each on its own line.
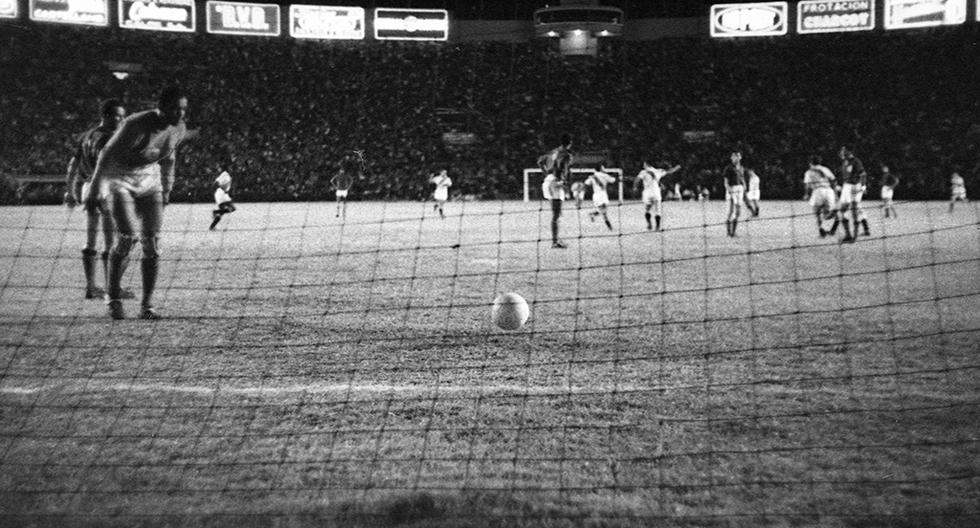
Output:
[276, 1, 719, 20]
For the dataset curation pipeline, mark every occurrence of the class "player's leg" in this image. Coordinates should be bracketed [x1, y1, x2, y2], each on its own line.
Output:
[136, 192, 164, 319]
[599, 204, 612, 230]
[105, 190, 139, 319]
[654, 200, 663, 231]
[81, 206, 102, 298]
[643, 200, 653, 230]
[210, 203, 223, 230]
[551, 199, 565, 248]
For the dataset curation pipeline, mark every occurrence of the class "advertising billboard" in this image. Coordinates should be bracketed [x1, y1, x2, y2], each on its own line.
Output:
[710, 2, 789, 37]
[119, 0, 195, 32]
[289, 4, 364, 40]
[1, 0, 19, 19]
[374, 8, 449, 41]
[29, 0, 108, 26]
[884, 0, 966, 29]
[206, 1, 280, 36]
[798, 0, 875, 33]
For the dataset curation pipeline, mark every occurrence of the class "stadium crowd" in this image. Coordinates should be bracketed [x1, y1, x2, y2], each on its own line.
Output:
[1, 23, 977, 204]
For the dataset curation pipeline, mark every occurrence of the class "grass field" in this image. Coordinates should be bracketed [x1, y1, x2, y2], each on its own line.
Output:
[1, 199, 978, 527]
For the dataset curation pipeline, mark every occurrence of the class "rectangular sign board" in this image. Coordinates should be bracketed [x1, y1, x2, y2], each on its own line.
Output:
[29, 0, 109, 26]
[710, 2, 789, 37]
[289, 4, 364, 40]
[798, 0, 875, 33]
[884, 0, 966, 29]
[1, 0, 19, 18]
[374, 8, 449, 41]
[206, 1, 280, 36]
[119, 0, 196, 32]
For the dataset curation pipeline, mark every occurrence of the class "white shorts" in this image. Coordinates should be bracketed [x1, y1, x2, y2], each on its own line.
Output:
[809, 187, 836, 210]
[434, 188, 448, 202]
[336, 190, 349, 199]
[746, 189, 760, 201]
[642, 188, 661, 205]
[839, 183, 864, 205]
[542, 176, 565, 201]
[592, 190, 609, 207]
[952, 188, 967, 201]
[727, 185, 744, 204]
[880, 186, 894, 201]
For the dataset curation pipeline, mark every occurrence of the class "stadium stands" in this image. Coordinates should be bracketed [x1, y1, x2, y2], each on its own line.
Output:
[1, 23, 977, 204]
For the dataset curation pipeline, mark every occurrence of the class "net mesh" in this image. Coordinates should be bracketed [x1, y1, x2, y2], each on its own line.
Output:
[1, 199, 978, 526]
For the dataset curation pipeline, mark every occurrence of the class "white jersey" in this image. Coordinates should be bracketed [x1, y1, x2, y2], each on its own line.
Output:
[214, 171, 232, 205]
[746, 170, 760, 201]
[431, 174, 452, 201]
[805, 165, 836, 210]
[636, 168, 667, 204]
[585, 171, 616, 206]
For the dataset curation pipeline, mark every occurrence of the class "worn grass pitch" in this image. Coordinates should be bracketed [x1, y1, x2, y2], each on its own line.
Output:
[1, 200, 978, 527]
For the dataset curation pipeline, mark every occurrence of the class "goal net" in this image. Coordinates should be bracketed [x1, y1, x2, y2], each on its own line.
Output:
[523, 167, 625, 202]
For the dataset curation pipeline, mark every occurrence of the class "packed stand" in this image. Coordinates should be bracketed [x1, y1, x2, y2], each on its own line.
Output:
[0, 23, 977, 204]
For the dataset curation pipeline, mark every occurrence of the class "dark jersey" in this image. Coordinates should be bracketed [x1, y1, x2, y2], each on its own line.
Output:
[841, 156, 867, 186]
[72, 125, 115, 181]
[881, 172, 899, 188]
[331, 171, 354, 191]
[722, 163, 746, 188]
[539, 146, 572, 181]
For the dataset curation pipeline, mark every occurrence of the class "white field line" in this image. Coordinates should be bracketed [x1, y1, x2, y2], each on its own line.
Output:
[0, 381, 653, 396]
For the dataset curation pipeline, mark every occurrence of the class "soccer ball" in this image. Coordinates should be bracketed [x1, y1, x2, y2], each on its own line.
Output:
[492, 292, 530, 331]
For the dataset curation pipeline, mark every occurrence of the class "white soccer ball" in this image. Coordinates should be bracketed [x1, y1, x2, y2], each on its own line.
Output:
[492, 292, 530, 331]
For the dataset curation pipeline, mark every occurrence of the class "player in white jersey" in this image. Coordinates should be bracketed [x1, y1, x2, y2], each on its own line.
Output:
[722, 151, 746, 237]
[633, 161, 680, 231]
[85, 85, 188, 320]
[803, 155, 839, 238]
[65, 98, 132, 300]
[584, 165, 616, 230]
[570, 181, 586, 209]
[209, 164, 236, 230]
[744, 168, 761, 217]
[429, 169, 452, 219]
[949, 171, 968, 213]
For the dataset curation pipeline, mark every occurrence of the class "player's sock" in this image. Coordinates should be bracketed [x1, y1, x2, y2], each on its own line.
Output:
[141, 257, 158, 312]
[861, 219, 870, 236]
[655, 215, 661, 231]
[725, 220, 732, 236]
[829, 216, 839, 235]
[210, 213, 222, 230]
[82, 249, 98, 295]
[732, 219, 738, 236]
[841, 219, 852, 241]
[107, 251, 130, 302]
[753, 205, 760, 217]
[645, 212, 652, 230]
[604, 215, 612, 230]
[551, 219, 559, 245]
[101, 251, 110, 295]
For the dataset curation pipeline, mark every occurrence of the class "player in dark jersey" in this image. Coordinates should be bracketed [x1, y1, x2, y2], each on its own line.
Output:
[538, 134, 573, 249]
[838, 146, 870, 242]
[879, 164, 899, 219]
[86, 86, 188, 320]
[722, 151, 747, 237]
[65, 99, 132, 300]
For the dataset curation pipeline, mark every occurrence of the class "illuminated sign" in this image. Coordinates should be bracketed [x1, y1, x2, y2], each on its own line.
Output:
[206, 1, 280, 36]
[884, 0, 965, 29]
[29, 0, 108, 26]
[710, 2, 788, 37]
[1, 0, 19, 18]
[119, 0, 195, 32]
[798, 0, 875, 33]
[374, 8, 449, 41]
[289, 5, 364, 40]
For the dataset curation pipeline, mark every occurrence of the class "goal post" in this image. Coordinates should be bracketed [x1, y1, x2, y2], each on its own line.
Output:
[523, 167, 625, 202]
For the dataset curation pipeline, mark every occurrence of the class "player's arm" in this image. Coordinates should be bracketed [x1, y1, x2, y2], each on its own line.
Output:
[159, 150, 176, 206]
[65, 154, 80, 207]
[666, 165, 681, 176]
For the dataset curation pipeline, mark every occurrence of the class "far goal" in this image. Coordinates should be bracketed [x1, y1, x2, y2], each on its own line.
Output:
[522, 167, 625, 202]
